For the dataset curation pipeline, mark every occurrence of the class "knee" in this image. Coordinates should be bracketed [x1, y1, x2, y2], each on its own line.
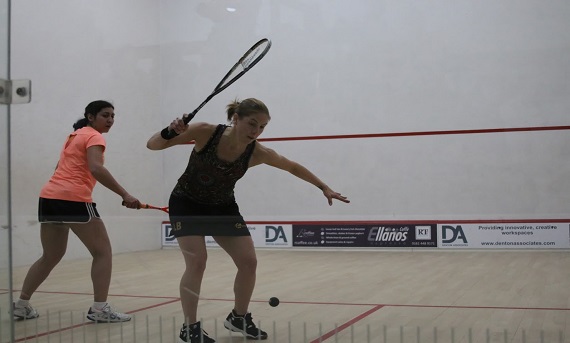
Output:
[237, 255, 258, 273]
[185, 253, 208, 274]
[41, 249, 66, 267]
[90, 245, 112, 260]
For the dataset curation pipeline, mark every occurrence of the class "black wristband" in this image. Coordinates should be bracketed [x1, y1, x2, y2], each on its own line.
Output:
[160, 127, 178, 140]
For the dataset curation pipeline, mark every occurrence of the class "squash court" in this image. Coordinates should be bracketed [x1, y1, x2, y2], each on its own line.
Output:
[5, 248, 569, 342]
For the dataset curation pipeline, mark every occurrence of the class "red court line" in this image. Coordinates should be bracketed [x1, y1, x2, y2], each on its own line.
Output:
[7, 288, 178, 300]
[14, 298, 180, 342]
[257, 125, 570, 142]
[387, 303, 570, 311]
[269, 300, 570, 312]
[181, 125, 570, 145]
[127, 298, 180, 314]
[162, 219, 570, 226]
[15, 321, 93, 342]
[309, 305, 384, 343]
[10, 292, 567, 311]
[245, 219, 570, 225]
[303, 301, 570, 342]
[12, 295, 569, 342]
[9, 289, 180, 342]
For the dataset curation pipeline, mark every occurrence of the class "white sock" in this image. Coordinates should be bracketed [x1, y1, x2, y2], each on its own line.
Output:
[15, 298, 29, 308]
[92, 302, 107, 311]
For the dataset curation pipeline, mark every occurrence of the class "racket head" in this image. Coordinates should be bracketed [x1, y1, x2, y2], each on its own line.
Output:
[214, 38, 272, 95]
[181, 38, 271, 125]
[239, 38, 272, 72]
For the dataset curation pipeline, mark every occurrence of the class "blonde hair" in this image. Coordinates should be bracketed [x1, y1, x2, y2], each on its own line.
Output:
[226, 98, 270, 122]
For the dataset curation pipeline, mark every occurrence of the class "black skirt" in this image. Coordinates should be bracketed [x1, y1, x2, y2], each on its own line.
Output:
[168, 194, 250, 237]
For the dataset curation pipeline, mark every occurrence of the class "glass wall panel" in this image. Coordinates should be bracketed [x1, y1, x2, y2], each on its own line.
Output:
[0, 0, 13, 341]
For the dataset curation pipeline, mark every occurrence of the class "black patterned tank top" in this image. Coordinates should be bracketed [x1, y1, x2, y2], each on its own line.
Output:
[172, 124, 256, 205]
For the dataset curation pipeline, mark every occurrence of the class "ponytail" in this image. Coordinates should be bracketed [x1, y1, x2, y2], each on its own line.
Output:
[226, 99, 240, 121]
[72, 118, 89, 131]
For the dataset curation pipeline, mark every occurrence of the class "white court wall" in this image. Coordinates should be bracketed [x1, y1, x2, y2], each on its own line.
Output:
[7, 0, 570, 266]
[9, 0, 164, 266]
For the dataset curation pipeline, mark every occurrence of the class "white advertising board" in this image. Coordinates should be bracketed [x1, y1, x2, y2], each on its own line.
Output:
[438, 223, 570, 249]
[161, 222, 292, 248]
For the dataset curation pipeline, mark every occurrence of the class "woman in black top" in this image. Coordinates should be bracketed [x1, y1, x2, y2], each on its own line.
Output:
[147, 98, 349, 343]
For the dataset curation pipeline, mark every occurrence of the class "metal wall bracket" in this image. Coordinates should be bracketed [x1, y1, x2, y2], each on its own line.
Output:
[0, 79, 32, 104]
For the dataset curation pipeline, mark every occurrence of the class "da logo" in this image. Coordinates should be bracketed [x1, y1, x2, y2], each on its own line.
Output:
[266, 225, 287, 243]
[162, 223, 177, 245]
[442, 225, 467, 244]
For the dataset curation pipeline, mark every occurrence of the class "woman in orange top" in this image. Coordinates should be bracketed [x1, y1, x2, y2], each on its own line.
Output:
[12, 100, 140, 323]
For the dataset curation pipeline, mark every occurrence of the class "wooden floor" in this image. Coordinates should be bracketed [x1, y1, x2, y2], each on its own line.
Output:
[3, 248, 570, 342]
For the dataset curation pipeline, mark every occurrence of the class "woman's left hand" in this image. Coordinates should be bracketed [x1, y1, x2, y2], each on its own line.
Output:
[322, 186, 350, 206]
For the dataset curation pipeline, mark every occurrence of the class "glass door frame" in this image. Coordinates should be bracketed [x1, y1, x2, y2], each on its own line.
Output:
[1, 0, 14, 341]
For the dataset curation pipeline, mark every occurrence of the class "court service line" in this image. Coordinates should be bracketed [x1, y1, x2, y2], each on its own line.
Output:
[386, 303, 570, 311]
[11, 289, 568, 312]
[8, 288, 179, 300]
[13, 298, 180, 343]
[271, 300, 569, 312]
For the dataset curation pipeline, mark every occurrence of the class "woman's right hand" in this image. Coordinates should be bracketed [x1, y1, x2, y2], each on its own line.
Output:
[122, 194, 141, 209]
[169, 114, 190, 135]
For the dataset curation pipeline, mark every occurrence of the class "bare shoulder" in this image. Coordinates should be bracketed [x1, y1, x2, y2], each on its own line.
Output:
[250, 142, 290, 169]
[252, 142, 274, 157]
[184, 122, 217, 143]
[188, 121, 216, 132]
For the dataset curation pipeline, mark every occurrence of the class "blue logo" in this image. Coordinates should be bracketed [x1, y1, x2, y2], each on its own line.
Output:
[442, 225, 467, 244]
[266, 226, 288, 243]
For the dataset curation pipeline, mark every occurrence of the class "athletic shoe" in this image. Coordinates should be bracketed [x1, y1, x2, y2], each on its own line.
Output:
[224, 310, 267, 340]
[178, 322, 216, 343]
[12, 302, 39, 320]
[86, 303, 131, 323]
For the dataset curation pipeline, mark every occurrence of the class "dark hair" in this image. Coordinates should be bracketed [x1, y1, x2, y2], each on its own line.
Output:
[226, 98, 270, 122]
[72, 100, 114, 131]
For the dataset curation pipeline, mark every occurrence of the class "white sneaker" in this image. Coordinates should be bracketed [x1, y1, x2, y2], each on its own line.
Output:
[12, 302, 40, 320]
[86, 303, 131, 323]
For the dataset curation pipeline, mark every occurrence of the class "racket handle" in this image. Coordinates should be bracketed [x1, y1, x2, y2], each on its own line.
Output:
[183, 112, 196, 124]
[160, 127, 179, 140]
[160, 113, 196, 140]
[122, 201, 142, 210]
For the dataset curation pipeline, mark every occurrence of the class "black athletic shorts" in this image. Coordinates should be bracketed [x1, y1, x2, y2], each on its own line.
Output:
[38, 197, 100, 224]
[168, 194, 250, 237]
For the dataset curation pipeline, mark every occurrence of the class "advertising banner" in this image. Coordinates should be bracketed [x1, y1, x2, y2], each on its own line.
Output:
[162, 221, 569, 249]
[292, 224, 437, 248]
[161, 222, 292, 248]
[438, 223, 570, 249]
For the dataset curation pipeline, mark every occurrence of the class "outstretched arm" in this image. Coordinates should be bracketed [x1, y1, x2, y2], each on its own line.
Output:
[253, 144, 350, 205]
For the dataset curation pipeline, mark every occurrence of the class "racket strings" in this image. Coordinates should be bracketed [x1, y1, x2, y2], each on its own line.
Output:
[241, 48, 262, 68]
[241, 42, 269, 69]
